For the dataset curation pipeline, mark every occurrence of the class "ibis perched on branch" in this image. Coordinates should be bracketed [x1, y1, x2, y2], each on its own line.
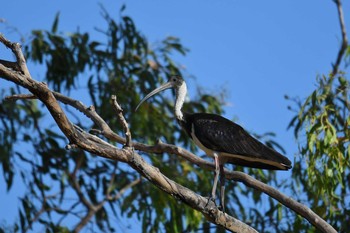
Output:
[136, 75, 292, 211]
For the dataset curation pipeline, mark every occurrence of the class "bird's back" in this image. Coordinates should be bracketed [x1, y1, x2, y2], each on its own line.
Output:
[180, 112, 292, 170]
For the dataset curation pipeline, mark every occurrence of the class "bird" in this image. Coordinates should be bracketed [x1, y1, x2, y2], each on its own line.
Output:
[136, 75, 292, 211]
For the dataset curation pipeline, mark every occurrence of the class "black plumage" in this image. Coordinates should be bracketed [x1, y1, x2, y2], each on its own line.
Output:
[180, 112, 292, 170]
[136, 75, 292, 211]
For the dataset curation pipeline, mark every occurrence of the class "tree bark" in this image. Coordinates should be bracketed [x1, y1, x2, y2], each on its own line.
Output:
[0, 34, 337, 233]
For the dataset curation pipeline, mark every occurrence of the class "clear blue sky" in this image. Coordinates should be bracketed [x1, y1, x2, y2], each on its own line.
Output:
[1, 0, 349, 231]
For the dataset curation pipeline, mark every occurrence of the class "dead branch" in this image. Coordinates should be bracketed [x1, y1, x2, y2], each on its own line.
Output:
[0, 59, 20, 72]
[332, 0, 348, 76]
[1, 48, 337, 232]
[0, 35, 30, 76]
[111, 95, 132, 148]
[5, 93, 37, 100]
[36, 86, 336, 232]
[0, 34, 257, 233]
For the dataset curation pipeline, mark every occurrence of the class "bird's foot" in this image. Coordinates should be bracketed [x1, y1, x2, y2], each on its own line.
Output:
[205, 196, 217, 209]
[218, 204, 225, 213]
[205, 196, 226, 213]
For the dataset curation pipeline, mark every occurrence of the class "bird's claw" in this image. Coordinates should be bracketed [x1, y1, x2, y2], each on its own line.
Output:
[218, 205, 225, 213]
[205, 196, 217, 208]
[205, 196, 225, 213]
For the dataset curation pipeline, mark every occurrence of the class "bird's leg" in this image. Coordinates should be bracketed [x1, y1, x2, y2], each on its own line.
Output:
[210, 153, 220, 205]
[219, 164, 225, 212]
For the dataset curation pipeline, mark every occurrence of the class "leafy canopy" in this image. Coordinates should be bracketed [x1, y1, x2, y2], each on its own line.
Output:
[1, 5, 349, 233]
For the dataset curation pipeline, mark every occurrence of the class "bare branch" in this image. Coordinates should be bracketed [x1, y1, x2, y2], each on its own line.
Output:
[0, 37, 257, 233]
[5, 93, 37, 100]
[24, 193, 64, 233]
[24, 199, 47, 233]
[1, 25, 341, 231]
[4, 78, 336, 232]
[73, 209, 97, 233]
[70, 156, 106, 233]
[0, 34, 30, 76]
[69, 159, 94, 211]
[332, 0, 348, 76]
[111, 95, 132, 148]
[127, 151, 258, 233]
[226, 171, 336, 233]
[107, 177, 141, 202]
[150, 141, 337, 233]
[0, 59, 21, 71]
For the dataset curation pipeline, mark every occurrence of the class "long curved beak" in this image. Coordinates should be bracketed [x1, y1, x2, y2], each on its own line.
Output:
[135, 81, 173, 111]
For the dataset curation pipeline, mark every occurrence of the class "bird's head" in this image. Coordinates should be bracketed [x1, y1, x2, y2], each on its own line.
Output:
[135, 75, 186, 111]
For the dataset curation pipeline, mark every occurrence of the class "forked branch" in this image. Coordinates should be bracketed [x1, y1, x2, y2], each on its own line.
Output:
[0, 34, 257, 233]
[0, 33, 338, 233]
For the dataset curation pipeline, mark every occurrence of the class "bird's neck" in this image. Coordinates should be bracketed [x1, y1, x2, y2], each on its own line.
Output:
[175, 82, 187, 121]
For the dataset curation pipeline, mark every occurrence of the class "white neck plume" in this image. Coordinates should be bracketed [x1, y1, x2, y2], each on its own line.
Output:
[175, 82, 187, 121]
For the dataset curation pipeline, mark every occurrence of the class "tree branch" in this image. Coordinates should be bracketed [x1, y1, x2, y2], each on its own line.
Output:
[2, 71, 337, 232]
[0, 34, 30, 76]
[0, 59, 21, 72]
[0, 35, 257, 233]
[331, 0, 348, 76]
[24, 197, 48, 233]
[225, 171, 336, 233]
[69, 158, 94, 211]
[73, 209, 97, 233]
[107, 178, 141, 203]
[111, 95, 132, 148]
[3, 76, 337, 233]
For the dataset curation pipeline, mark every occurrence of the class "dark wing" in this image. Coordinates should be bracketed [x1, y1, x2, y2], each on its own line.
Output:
[187, 113, 292, 170]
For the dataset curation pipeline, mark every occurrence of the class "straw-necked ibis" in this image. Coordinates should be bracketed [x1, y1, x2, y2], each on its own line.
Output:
[136, 75, 292, 211]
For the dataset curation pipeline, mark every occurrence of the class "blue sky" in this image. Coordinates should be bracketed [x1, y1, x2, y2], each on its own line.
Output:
[1, 0, 348, 157]
[1, 0, 349, 231]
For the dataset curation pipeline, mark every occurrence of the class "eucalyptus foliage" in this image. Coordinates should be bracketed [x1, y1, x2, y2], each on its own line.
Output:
[1, 9, 224, 233]
[1, 6, 348, 233]
[288, 73, 350, 232]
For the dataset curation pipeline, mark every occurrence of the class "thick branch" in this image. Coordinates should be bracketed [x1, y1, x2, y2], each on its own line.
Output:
[5, 87, 337, 232]
[147, 141, 337, 233]
[226, 172, 336, 233]
[0, 37, 256, 233]
[127, 151, 257, 233]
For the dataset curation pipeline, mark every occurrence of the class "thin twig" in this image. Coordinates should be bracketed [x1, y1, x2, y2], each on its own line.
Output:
[3, 85, 337, 233]
[73, 209, 97, 233]
[5, 90, 335, 232]
[111, 95, 132, 148]
[0, 35, 337, 233]
[24, 198, 47, 233]
[4, 93, 36, 100]
[107, 178, 141, 202]
[0, 34, 30, 76]
[332, 0, 348, 76]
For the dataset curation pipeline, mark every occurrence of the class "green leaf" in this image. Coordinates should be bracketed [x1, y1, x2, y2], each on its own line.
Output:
[120, 4, 126, 12]
[19, 209, 25, 231]
[326, 168, 333, 177]
[51, 12, 60, 33]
